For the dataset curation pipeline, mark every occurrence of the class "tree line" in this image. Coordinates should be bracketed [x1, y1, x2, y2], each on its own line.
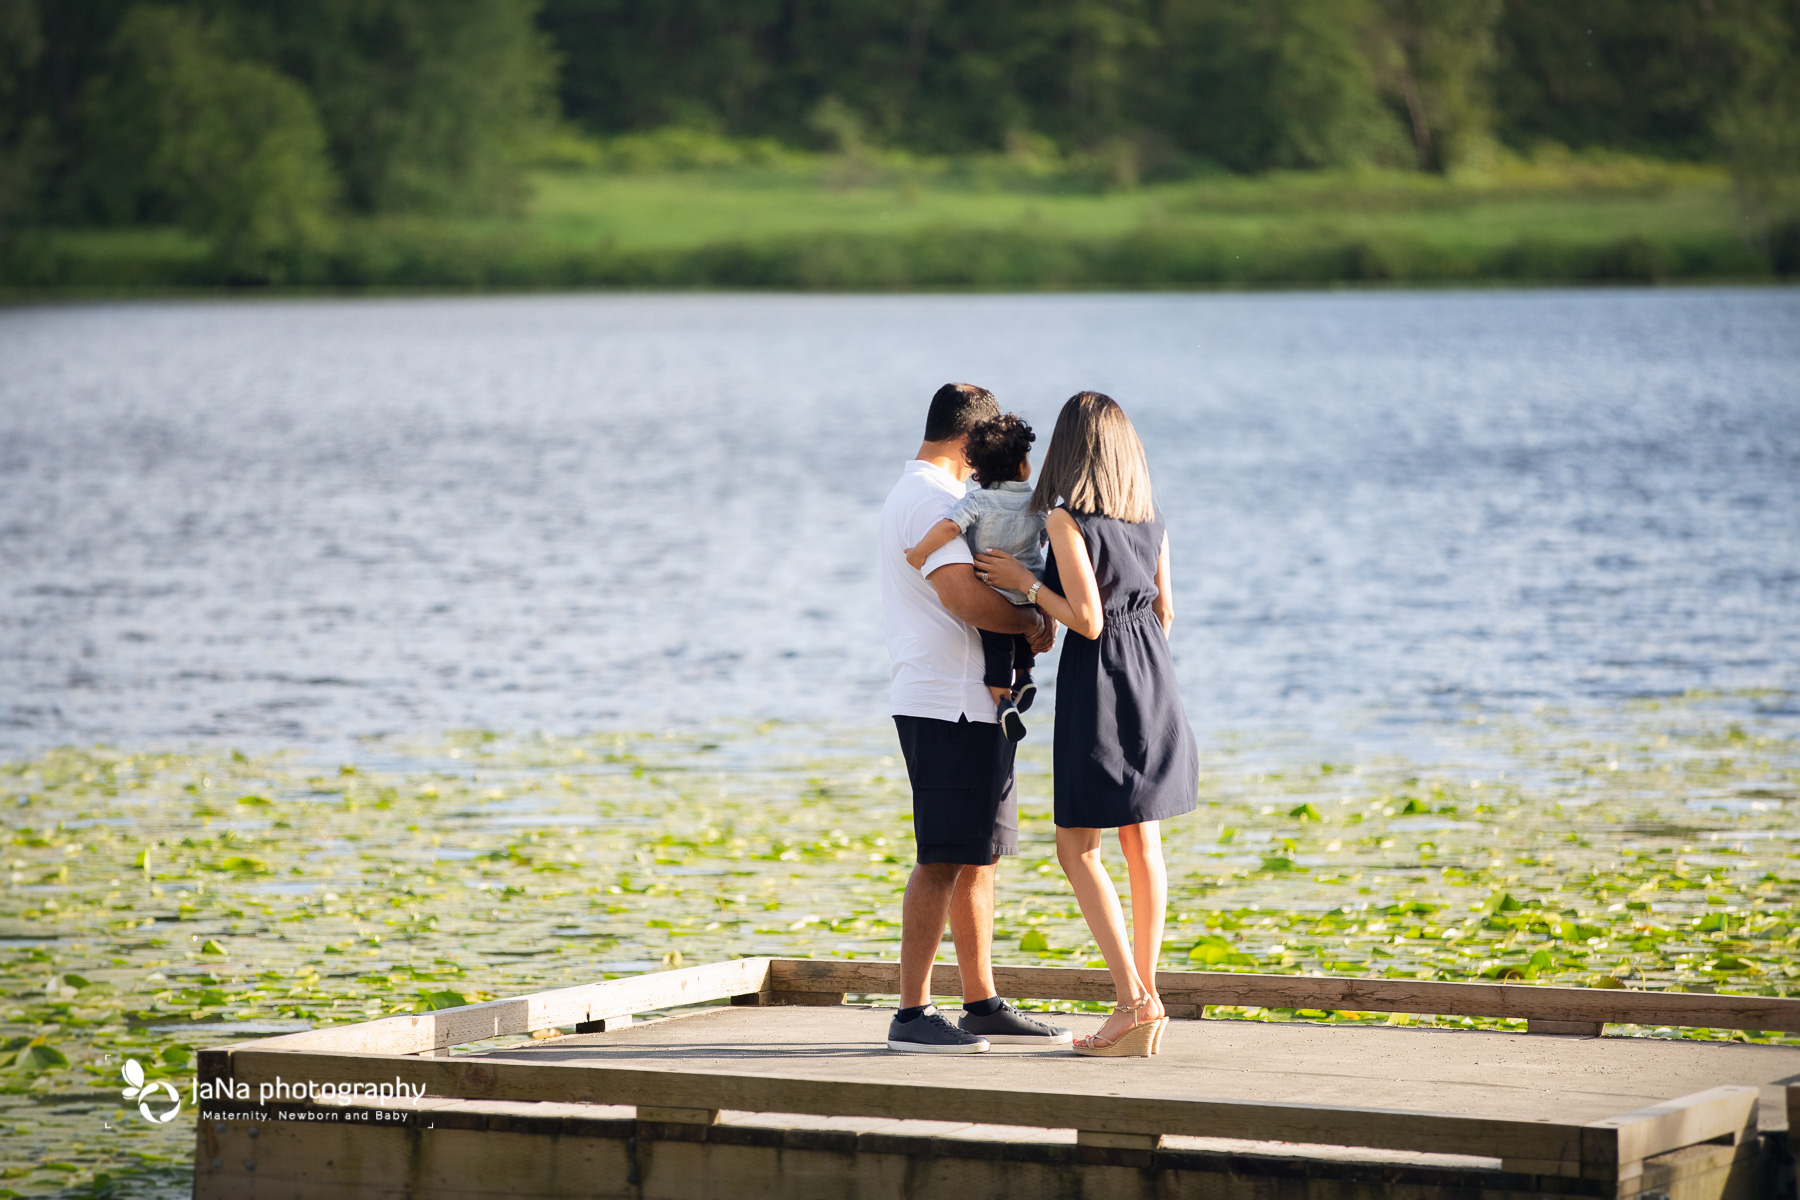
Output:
[2, 0, 1795, 275]
[542, 0, 1791, 173]
[1, 0, 554, 272]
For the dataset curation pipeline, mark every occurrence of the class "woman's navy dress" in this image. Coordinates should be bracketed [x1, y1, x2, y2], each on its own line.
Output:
[1044, 507, 1199, 829]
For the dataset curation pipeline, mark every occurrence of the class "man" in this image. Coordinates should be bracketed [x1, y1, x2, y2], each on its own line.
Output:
[879, 383, 1072, 1054]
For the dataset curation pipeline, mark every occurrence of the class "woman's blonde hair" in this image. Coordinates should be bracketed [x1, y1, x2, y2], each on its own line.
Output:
[1030, 391, 1155, 522]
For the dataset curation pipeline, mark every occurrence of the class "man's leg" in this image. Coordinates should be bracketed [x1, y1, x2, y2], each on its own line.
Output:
[947, 851, 1072, 1045]
[948, 857, 997, 1003]
[898, 861, 962, 1009]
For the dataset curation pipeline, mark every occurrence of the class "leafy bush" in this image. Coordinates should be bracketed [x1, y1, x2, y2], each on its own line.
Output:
[82, 6, 337, 280]
[1769, 217, 1800, 277]
[587, 127, 804, 173]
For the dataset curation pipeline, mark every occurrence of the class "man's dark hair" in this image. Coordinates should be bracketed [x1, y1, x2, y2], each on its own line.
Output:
[923, 382, 999, 443]
[966, 413, 1036, 488]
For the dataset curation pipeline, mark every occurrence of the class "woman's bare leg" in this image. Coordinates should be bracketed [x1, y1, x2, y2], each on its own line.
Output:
[1056, 825, 1157, 1042]
[1117, 821, 1167, 997]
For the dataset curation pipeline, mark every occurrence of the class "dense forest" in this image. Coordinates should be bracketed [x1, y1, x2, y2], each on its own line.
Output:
[541, 0, 1791, 172]
[1, 0, 1796, 280]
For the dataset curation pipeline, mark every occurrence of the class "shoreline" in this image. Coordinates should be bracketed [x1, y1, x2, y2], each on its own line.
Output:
[3, 232, 1780, 296]
[6, 274, 1798, 306]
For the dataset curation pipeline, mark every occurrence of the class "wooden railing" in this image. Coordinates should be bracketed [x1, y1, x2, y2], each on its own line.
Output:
[766, 958, 1800, 1039]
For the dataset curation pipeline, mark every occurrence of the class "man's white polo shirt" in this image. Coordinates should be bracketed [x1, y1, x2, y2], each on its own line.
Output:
[880, 459, 995, 724]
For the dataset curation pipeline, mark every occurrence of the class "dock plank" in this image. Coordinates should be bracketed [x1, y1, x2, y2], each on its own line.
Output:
[200, 1003, 1800, 1200]
[460, 1004, 1800, 1132]
[217, 1003, 1800, 1168]
[221, 1043, 1587, 1162]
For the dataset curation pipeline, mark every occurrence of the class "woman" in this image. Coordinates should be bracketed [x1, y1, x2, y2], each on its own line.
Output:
[977, 391, 1199, 1057]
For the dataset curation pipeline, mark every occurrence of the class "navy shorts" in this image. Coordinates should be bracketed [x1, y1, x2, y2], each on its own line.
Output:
[892, 715, 1019, 865]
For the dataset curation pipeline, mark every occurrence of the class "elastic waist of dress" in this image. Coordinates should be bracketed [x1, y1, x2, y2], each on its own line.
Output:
[1105, 605, 1158, 625]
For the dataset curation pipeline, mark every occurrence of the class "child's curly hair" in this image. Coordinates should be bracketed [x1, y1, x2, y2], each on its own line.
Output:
[966, 413, 1036, 488]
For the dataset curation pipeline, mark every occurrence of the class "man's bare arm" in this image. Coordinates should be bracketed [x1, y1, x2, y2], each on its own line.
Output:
[927, 563, 1042, 638]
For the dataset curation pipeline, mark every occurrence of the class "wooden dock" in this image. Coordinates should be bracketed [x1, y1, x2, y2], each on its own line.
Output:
[194, 958, 1800, 1200]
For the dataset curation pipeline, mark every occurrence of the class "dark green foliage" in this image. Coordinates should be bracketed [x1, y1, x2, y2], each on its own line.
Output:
[1492, 0, 1800, 250]
[2, 0, 1797, 282]
[1707, 0, 1800, 256]
[235, 0, 558, 214]
[535, 0, 1797, 178]
[537, 0, 1421, 170]
[0, 0, 49, 244]
[79, 6, 336, 276]
[538, 0, 1083, 156]
[1770, 219, 1800, 278]
[1369, 0, 1502, 172]
[1493, 0, 1728, 158]
[1136, 0, 1410, 173]
[8, 0, 555, 236]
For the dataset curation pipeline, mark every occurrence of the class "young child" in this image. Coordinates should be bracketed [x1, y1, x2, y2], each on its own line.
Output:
[904, 413, 1044, 741]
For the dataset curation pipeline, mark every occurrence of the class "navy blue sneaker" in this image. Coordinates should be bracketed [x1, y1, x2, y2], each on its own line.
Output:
[997, 697, 1026, 742]
[1014, 677, 1037, 713]
[887, 1005, 990, 1054]
[958, 1000, 1072, 1045]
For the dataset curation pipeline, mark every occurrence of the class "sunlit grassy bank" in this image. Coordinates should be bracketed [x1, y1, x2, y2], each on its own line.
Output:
[524, 154, 1741, 252]
[8, 151, 1786, 291]
[2, 698, 1797, 1196]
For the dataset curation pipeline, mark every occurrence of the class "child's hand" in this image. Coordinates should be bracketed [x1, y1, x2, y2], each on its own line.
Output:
[904, 544, 927, 570]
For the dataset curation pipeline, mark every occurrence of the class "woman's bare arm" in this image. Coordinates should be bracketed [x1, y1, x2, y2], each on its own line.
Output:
[927, 563, 1051, 649]
[904, 518, 963, 571]
[1151, 531, 1173, 636]
[975, 509, 1104, 640]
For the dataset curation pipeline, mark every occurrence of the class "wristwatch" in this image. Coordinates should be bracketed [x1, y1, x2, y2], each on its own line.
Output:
[1024, 581, 1043, 606]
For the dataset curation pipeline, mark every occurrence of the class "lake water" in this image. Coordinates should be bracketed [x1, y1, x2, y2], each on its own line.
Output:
[2, 289, 1799, 1200]
[2, 289, 1798, 761]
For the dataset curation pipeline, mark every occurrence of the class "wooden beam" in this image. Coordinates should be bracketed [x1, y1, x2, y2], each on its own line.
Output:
[1620, 1134, 1761, 1200]
[1497, 1156, 1582, 1179]
[769, 959, 1800, 1033]
[638, 1106, 719, 1125]
[233, 958, 771, 1056]
[217, 1046, 1587, 1163]
[766, 991, 847, 1006]
[1077, 1131, 1160, 1150]
[1582, 1086, 1759, 1166]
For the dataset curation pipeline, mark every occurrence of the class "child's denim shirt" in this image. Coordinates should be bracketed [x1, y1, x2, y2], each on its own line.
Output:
[950, 480, 1046, 605]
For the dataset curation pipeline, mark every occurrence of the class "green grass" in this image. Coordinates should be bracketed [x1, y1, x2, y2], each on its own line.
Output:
[1, 151, 1782, 291]
[523, 157, 1741, 256]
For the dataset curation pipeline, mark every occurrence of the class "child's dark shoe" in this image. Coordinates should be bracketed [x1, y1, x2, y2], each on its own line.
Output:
[997, 697, 1027, 742]
[1013, 676, 1037, 713]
